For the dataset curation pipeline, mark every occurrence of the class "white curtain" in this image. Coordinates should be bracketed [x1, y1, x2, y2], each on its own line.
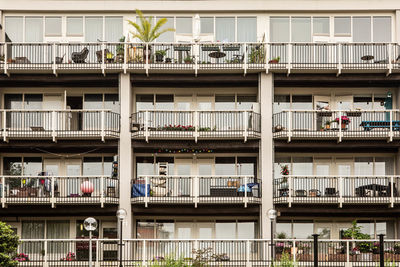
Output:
[47, 221, 70, 255]
[25, 17, 43, 42]
[270, 17, 290, 42]
[21, 221, 45, 254]
[237, 17, 257, 42]
[5, 17, 23, 42]
[85, 17, 103, 42]
[216, 17, 235, 42]
[105, 17, 123, 42]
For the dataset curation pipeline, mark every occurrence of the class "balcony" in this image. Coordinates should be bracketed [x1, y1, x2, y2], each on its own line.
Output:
[1, 42, 400, 75]
[274, 175, 399, 207]
[131, 110, 261, 141]
[1, 175, 119, 207]
[273, 110, 400, 142]
[15, 238, 400, 265]
[131, 176, 261, 207]
[0, 110, 119, 141]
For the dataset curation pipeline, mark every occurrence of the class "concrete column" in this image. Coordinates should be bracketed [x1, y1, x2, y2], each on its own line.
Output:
[119, 73, 133, 238]
[396, 10, 400, 43]
[259, 73, 274, 239]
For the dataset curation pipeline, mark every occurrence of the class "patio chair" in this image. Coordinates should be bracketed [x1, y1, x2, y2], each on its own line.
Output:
[71, 47, 89, 63]
[96, 49, 111, 63]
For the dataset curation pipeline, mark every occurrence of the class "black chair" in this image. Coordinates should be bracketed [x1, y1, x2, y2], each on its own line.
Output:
[71, 47, 89, 63]
[325, 187, 338, 197]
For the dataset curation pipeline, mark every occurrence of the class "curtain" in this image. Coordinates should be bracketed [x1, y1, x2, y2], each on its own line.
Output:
[237, 17, 257, 42]
[25, 17, 43, 42]
[373, 17, 391, 42]
[200, 17, 214, 34]
[105, 17, 123, 42]
[353, 17, 371, 42]
[85, 17, 103, 42]
[21, 221, 45, 254]
[67, 17, 83, 36]
[45, 17, 62, 36]
[216, 17, 235, 42]
[47, 221, 70, 254]
[270, 17, 289, 42]
[292, 17, 311, 42]
[5, 17, 23, 42]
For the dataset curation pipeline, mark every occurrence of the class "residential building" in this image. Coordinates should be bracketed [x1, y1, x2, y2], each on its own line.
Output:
[0, 0, 400, 261]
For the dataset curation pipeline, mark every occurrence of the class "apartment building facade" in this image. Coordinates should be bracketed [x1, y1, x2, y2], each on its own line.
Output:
[0, 0, 399, 248]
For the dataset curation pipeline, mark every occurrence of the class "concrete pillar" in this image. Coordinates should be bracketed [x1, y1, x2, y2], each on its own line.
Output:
[119, 73, 133, 238]
[396, 10, 400, 43]
[259, 73, 274, 239]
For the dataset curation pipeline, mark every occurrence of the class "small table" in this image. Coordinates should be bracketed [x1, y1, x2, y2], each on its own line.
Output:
[209, 51, 226, 63]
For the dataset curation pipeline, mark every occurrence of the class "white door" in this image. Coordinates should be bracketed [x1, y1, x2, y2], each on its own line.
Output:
[43, 94, 63, 130]
[174, 158, 193, 197]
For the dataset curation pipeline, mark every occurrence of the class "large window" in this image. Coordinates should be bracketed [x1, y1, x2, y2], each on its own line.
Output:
[201, 17, 214, 34]
[353, 17, 371, 42]
[105, 17, 123, 42]
[156, 17, 174, 42]
[85, 17, 103, 42]
[45, 17, 62, 36]
[373, 17, 391, 42]
[216, 17, 235, 42]
[237, 17, 257, 42]
[5, 17, 23, 42]
[67, 17, 83, 36]
[334, 17, 351, 35]
[313, 17, 329, 35]
[176, 17, 193, 34]
[25, 17, 43, 42]
[270, 17, 290, 42]
[291, 17, 311, 42]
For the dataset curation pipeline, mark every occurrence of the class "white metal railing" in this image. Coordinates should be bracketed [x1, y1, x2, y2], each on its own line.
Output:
[0, 109, 120, 141]
[1, 175, 118, 208]
[15, 238, 400, 266]
[131, 110, 261, 142]
[2, 42, 400, 75]
[273, 109, 400, 142]
[274, 175, 399, 207]
[131, 175, 261, 207]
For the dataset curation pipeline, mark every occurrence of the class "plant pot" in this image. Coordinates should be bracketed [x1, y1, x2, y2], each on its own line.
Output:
[341, 123, 347, 130]
[155, 54, 164, 62]
[269, 59, 279, 64]
[116, 54, 124, 63]
[165, 58, 172, 63]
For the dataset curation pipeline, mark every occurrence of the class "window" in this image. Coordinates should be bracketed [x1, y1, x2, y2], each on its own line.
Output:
[276, 222, 292, 238]
[334, 17, 351, 35]
[216, 221, 236, 238]
[292, 95, 312, 110]
[105, 17, 123, 42]
[25, 17, 43, 42]
[3, 157, 22, 175]
[176, 17, 192, 34]
[156, 17, 174, 42]
[67, 17, 83, 36]
[4, 94, 23, 109]
[5, 17, 23, 42]
[270, 17, 289, 42]
[45, 17, 62, 36]
[155, 95, 174, 110]
[104, 94, 120, 113]
[136, 94, 154, 111]
[237, 157, 257, 177]
[237, 222, 256, 239]
[83, 157, 103, 175]
[215, 95, 235, 110]
[354, 95, 372, 110]
[76, 220, 99, 238]
[373, 16, 391, 42]
[216, 17, 235, 42]
[291, 17, 311, 42]
[136, 157, 155, 177]
[274, 157, 291, 179]
[215, 157, 235, 175]
[292, 157, 313, 175]
[237, 17, 257, 42]
[47, 221, 69, 239]
[201, 17, 214, 34]
[85, 17, 103, 42]
[137, 221, 156, 239]
[353, 17, 371, 42]
[22, 221, 45, 239]
[354, 157, 373, 176]
[23, 157, 42, 176]
[84, 94, 103, 109]
[313, 17, 329, 35]
[375, 157, 394, 175]
[156, 221, 175, 239]
[24, 94, 43, 109]
[293, 222, 313, 239]
[273, 95, 290, 114]
[237, 95, 257, 110]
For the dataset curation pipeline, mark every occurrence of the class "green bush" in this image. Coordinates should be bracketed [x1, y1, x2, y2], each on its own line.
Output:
[0, 221, 19, 267]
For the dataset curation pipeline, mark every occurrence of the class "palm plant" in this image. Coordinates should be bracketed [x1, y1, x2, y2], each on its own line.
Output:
[127, 9, 175, 43]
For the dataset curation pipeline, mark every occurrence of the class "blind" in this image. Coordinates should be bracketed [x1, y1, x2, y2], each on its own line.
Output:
[216, 17, 235, 42]
[25, 17, 43, 42]
[237, 17, 257, 42]
[85, 17, 103, 42]
[105, 17, 123, 42]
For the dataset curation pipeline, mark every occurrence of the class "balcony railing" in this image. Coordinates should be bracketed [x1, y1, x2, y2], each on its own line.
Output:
[0, 109, 120, 141]
[0, 176, 119, 207]
[131, 110, 261, 141]
[274, 175, 399, 207]
[273, 110, 400, 142]
[15, 238, 400, 265]
[131, 176, 261, 207]
[2, 42, 400, 75]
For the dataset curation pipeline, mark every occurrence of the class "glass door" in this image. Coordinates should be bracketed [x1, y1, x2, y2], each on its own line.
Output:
[174, 158, 193, 197]
[314, 159, 332, 197]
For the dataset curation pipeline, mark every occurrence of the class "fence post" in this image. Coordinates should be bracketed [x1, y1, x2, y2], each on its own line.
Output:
[379, 234, 385, 267]
[246, 240, 251, 267]
[193, 176, 199, 208]
[52, 43, 57, 75]
[390, 176, 394, 208]
[101, 110, 105, 142]
[389, 110, 393, 142]
[244, 176, 248, 208]
[44, 240, 48, 267]
[144, 176, 149, 208]
[52, 111, 57, 142]
[100, 176, 105, 208]
[287, 110, 292, 142]
[2, 110, 6, 142]
[142, 240, 147, 267]
[243, 43, 248, 75]
[96, 239, 100, 267]
[123, 42, 127, 73]
[337, 43, 342, 76]
[145, 43, 149, 76]
[243, 111, 248, 142]
[1, 176, 5, 208]
[288, 176, 292, 207]
[313, 234, 319, 267]
[338, 176, 343, 208]
[338, 111, 342, 142]
[144, 111, 149, 143]
[194, 111, 198, 143]
[346, 240, 350, 267]
[51, 176, 55, 208]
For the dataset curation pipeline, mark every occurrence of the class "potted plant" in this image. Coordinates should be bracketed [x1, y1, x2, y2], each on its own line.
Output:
[269, 56, 280, 64]
[184, 56, 194, 64]
[249, 46, 266, 64]
[116, 36, 125, 63]
[127, 9, 175, 62]
[325, 120, 331, 130]
[280, 164, 289, 189]
[334, 116, 350, 130]
[155, 49, 168, 63]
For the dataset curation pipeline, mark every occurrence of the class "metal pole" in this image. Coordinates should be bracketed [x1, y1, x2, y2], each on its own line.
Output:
[378, 234, 385, 267]
[271, 220, 274, 266]
[313, 234, 319, 267]
[119, 219, 123, 267]
[89, 231, 92, 267]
